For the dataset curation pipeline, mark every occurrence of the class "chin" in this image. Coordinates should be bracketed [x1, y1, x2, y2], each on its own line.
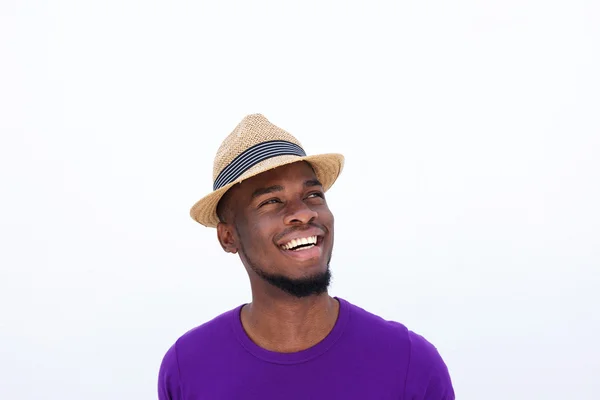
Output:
[289, 261, 329, 276]
[262, 265, 332, 298]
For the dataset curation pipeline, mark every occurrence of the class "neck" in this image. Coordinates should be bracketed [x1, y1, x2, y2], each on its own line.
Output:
[241, 291, 340, 353]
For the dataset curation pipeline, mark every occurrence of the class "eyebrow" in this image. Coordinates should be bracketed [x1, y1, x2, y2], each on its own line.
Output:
[251, 185, 284, 199]
[304, 179, 323, 188]
[250, 179, 323, 199]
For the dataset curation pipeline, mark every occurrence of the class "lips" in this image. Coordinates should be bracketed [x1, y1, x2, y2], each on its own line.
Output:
[277, 228, 324, 249]
[281, 235, 318, 251]
[277, 229, 325, 261]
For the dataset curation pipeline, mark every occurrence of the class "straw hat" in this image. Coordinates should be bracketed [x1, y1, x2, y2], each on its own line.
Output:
[190, 114, 344, 227]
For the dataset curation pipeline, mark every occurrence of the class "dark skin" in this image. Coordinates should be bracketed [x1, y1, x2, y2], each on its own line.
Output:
[216, 161, 339, 353]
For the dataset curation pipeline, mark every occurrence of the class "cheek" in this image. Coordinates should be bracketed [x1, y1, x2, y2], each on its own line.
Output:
[319, 205, 334, 224]
[240, 219, 276, 253]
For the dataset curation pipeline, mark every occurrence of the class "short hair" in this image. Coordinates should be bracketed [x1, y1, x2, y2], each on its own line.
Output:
[216, 188, 235, 224]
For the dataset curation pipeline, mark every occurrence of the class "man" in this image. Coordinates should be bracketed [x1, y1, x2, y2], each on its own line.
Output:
[158, 114, 455, 399]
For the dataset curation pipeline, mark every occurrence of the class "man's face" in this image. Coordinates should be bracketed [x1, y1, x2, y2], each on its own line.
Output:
[217, 161, 335, 297]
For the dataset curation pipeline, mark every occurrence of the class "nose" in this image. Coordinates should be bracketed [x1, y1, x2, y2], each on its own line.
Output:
[283, 199, 318, 225]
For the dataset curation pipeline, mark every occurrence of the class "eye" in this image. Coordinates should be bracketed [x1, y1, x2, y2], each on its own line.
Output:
[307, 192, 324, 199]
[259, 198, 281, 208]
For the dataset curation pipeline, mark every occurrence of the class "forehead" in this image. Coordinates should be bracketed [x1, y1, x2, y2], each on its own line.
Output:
[218, 162, 318, 221]
[223, 161, 317, 206]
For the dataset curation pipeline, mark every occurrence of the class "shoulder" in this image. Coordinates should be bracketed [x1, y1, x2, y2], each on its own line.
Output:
[405, 330, 455, 399]
[173, 306, 238, 352]
[341, 299, 454, 399]
[157, 306, 240, 399]
[158, 341, 181, 400]
[341, 298, 412, 344]
[406, 329, 452, 379]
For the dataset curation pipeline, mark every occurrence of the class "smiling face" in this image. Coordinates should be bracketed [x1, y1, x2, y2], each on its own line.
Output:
[216, 161, 335, 297]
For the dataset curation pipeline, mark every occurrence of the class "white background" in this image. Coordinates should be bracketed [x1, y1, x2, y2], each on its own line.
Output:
[1, 1, 599, 399]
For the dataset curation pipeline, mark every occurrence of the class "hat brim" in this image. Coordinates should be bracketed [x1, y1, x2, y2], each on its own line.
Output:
[189, 153, 344, 227]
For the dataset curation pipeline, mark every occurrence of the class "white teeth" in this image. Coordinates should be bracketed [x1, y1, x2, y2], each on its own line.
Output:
[292, 244, 315, 251]
[282, 235, 318, 250]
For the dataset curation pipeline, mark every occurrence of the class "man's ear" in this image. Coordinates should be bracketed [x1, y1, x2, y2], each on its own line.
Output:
[217, 222, 238, 254]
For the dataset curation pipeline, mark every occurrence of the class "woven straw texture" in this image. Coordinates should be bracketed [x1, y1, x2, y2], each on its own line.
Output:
[212, 114, 304, 182]
[190, 114, 344, 227]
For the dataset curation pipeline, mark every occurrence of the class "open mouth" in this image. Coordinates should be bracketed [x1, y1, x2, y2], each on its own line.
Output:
[280, 235, 319, 252]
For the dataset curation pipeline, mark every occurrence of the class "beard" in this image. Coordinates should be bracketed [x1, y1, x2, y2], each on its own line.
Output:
[250, 263, 332, 298]
[238, 236, 332, 298]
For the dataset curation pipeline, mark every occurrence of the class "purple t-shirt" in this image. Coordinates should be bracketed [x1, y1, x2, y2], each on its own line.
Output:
[158, 297, 454, 399]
